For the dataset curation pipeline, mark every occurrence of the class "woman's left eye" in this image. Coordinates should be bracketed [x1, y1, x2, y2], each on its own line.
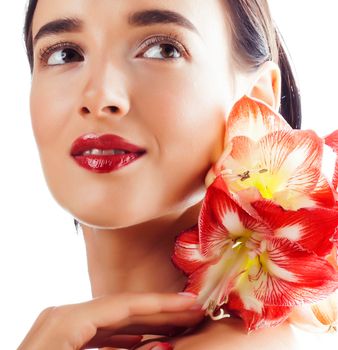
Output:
[39, 42, 84, 66]
[142, 43, 181, 60]
[138, 35, 187, 60]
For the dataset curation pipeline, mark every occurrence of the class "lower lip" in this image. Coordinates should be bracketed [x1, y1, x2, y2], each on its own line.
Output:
[72, 152, 145, 173]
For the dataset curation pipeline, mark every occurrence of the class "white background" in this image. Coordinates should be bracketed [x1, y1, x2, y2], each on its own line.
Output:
[0, 1, 337, 349]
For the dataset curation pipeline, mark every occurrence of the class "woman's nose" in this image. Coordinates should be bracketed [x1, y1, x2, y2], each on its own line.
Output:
[79, 62, 130, 120]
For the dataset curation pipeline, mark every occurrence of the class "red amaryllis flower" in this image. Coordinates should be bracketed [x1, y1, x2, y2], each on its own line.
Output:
[205, 96, 337, 210]
[173, 96, 338, 332]
[172, 176, 338, 331]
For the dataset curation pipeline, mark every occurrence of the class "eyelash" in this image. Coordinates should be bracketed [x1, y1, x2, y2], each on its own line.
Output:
[38, 33, 188, 66]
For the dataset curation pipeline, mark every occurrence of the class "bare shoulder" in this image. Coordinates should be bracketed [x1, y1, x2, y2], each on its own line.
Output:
[171, 318, 303, 350]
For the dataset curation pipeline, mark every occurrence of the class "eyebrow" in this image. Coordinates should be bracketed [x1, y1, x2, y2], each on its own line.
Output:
[128, 9, 199, 34]
[33, 9, 199, 47]
[33, 17, 82, 47]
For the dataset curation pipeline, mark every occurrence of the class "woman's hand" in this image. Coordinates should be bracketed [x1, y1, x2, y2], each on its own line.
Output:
[17, 292, 205, 350]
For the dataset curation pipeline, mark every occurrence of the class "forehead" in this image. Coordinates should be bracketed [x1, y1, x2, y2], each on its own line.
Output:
[32, 0, 229, 42]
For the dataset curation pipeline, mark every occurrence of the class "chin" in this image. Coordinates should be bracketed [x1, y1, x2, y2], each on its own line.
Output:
[65, 201, 160, 230]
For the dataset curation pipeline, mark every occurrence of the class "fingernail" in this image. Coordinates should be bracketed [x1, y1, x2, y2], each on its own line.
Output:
[151, 342, 173, 350]
[177, 292, 197, 298]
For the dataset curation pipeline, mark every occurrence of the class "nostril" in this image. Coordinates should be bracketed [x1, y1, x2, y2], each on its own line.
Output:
[80, 105, 119, 115]
[108, 106, 118, 113]
[81, 106, 90, 114]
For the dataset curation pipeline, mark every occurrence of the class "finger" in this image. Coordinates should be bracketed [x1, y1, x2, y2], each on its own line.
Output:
[114, 309, 205, 335]
[80, 335, 143, 349]
[84, 325, 182, 347]
[89, 325, 184, 338]
[80, 308, 204, 348]
[79, 293, 202, 329]
[18, 294, 202, 350]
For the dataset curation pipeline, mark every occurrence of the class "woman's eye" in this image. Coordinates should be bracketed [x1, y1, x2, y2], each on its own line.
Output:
[39, 36, 186, 67]
[139, 35, 187, 60]
[39, 44, 84, 66]
[47, 48, 83, 65]
[142, 43, 182, 60]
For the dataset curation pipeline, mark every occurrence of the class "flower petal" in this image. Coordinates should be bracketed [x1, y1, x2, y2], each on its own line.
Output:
[327, 244, 338, 272]
[172, 227, 222, 302]
[308, 175, 336, 208]
[310, 293, 338, 329]
[199, 176, 270, 258]
[197, 245, 251, 311]
[172, 225, 210, 275]
[260, 130, 322, 189]
[219, 129, 324, 209]
[259, 130, 323, 209]
[226, 95, 291, 143]
[227, 291, 292, 332]
[252, 200, 338, 256]
[228, 238, 338, 325]
[289, 290, 338, 333]
[325, 130, 338, 190]
[226, 136, 258, 170]
[205, 142, 233, 186]
[183, 262, 219, 299]
[220, 136, 259, 190]
[254, 239, 338, 306]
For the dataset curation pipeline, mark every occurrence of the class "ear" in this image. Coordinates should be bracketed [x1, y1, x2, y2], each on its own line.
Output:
[247, 61, 281, 112]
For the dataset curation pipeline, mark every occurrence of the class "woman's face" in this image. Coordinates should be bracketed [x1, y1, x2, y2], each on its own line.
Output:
[30, 0, 243, 228]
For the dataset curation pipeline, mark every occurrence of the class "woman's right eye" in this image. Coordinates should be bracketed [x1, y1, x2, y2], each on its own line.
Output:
[39, 42, 84, 66]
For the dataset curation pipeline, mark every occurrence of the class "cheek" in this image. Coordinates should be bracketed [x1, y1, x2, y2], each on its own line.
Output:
[136, 64, 229, 164]
[133, 64, 229, 204]
[30, 77, 78, 206]
[30, 76, 75, 149]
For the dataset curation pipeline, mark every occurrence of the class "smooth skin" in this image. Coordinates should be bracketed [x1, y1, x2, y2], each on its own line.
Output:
[17, 293, 205, 350]
[18, 0, 291, 349]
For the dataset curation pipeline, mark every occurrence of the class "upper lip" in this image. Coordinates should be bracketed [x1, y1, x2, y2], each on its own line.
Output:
[70, 133, 146, 156]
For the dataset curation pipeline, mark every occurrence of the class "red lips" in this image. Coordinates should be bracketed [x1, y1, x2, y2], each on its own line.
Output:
[70, 133, 146, 173]
[71, 133, 146, 155]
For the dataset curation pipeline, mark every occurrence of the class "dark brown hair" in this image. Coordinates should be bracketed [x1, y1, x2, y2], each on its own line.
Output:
[223, 0, 301, 129]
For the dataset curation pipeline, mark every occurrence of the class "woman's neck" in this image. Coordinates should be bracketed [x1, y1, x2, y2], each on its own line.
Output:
[81, 202, 202, 297]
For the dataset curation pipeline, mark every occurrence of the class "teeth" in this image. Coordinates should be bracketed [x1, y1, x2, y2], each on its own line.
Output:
[82, 149, 128, 156]
[102, 149, 126, 155]
[91, 148, 102, 155]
